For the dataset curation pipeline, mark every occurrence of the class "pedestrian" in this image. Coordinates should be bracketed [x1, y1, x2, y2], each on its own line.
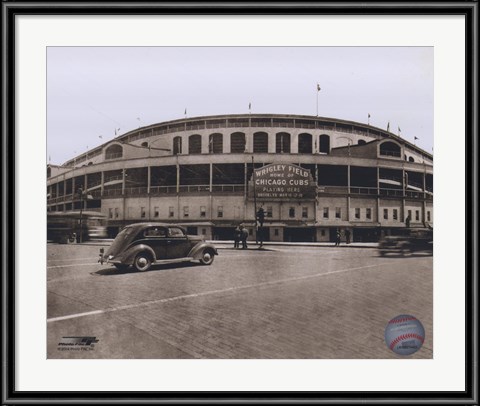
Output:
[345, 229, 351, 244]
[240, 225, 248, 249]
[335, 228, 341, 246]
[233, 225, 241, 249]
[405, 215, 411, 228]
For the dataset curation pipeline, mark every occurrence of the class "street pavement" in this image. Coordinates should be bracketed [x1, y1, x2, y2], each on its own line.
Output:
[47, 243, 432, 359]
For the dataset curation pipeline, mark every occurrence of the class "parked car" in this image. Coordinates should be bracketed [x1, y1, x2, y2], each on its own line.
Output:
[379, 228, 433, 256]
[99, 223, 218, 271]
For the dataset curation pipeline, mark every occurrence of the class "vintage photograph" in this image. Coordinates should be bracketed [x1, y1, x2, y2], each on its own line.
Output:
[46, 46, 433, 359]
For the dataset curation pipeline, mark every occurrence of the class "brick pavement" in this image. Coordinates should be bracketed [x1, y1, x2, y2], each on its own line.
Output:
[47, 245, 432, 359]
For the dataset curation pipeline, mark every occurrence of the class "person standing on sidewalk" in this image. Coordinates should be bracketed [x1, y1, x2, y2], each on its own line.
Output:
[240, 225, 248, 249]
[335, 228, 341, 246]
[233, 225, 241, 249]
[345, 229, 351, 244]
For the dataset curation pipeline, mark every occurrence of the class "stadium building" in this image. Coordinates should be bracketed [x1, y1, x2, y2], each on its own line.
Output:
[47, 114, 433, 242]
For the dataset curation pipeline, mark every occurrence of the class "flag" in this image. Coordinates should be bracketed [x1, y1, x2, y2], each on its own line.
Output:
[317, 84, 321, 92]
[115, 128, 117, 136]
[398, 126, 401, 133]
[368, 113, 371, 118]
[414, 136, 419, 140]
[184, 108, 187, 115]
[387, 122, 390, 132]
[99, 135, 103, 139]
[249, 102, 251, 110]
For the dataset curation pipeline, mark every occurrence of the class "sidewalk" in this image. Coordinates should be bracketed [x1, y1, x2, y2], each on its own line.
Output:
[70, 239, 378, 249]
[208, 240, 378, 249]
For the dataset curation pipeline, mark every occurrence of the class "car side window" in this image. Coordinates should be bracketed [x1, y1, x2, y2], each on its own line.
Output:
[168, 227, 185, 237]
[144, 227, 166, 237]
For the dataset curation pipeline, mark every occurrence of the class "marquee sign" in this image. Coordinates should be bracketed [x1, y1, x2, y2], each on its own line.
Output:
[249, 163, 316, 200]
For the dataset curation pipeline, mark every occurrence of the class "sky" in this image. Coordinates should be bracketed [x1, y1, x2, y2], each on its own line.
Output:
[47, 47, 433, 165]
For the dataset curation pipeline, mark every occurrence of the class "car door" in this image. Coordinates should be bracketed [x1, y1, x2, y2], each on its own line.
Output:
[166, 227, 191, 259]
[141, 226, 168, 260]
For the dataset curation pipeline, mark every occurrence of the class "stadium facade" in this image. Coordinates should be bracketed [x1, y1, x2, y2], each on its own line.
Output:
[47, 114, 433, 242]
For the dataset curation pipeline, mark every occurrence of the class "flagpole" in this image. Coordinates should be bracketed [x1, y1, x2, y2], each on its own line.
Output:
[316, 84, 320, 117]
[252, 156, 258, 245]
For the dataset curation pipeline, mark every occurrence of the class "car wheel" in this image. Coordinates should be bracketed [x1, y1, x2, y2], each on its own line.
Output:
[114, 264, 129, 271]
[199, 249, 215, 265]
[133, 253, 152, 272]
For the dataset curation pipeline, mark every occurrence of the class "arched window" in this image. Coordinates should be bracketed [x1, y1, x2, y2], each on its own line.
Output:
[209, 133, 223, 154]
[276, 132, 291, 153]
[189, 134, 202, 154]
[319, 134, 330, 153]
[358, 139, 366, 145]
[253, 132, 268, 153]
[298, 133, 312, 154]
[230, 132, 246, 153]
[141, 142, 149, 148]
[408, 156, 415, 162]
[88, 162, 93, 166]
[105, 144, 123, 160]
[47, 167, 51, 178]
[379, 141, 401, 158]
[173, 136, 182, 155]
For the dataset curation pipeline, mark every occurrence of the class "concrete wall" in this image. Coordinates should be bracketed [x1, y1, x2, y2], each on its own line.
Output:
[379, 198, 403, 226]
[316, 196, 348, 222]
[405, 200, 424, 225]
[349, 197, 378, 223]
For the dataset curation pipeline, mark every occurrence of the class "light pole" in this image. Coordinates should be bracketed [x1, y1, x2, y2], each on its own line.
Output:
[77, 187, 85, 243]
[316, 84, 321, 117]
[77, 186, 93, 242]
[252, 156, 258, 245]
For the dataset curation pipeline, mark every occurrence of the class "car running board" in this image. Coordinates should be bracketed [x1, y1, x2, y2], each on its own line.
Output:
[153, 257, 195, 264]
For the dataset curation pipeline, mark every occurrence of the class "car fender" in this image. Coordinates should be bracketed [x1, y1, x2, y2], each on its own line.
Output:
[188, 242, 218, 260]
[121, 244, 157, 265]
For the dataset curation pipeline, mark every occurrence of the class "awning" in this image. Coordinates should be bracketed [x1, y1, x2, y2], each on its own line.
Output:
[87, 184, 102, 192]
[406, 184, 423, 192]
[103, 179, 122, 187]
[348, 222, 381, 227]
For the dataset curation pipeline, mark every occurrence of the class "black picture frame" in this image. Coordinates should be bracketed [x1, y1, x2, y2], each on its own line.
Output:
[1, 1, 477, 404]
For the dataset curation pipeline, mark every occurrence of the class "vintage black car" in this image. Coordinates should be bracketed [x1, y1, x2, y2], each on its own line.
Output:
[99, 223, 218, 271]
[378, 228, 433, 256]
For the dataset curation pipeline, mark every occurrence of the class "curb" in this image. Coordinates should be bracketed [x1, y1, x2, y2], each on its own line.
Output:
[50, 240, 378, 249]
[210, 241, 378, 249]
